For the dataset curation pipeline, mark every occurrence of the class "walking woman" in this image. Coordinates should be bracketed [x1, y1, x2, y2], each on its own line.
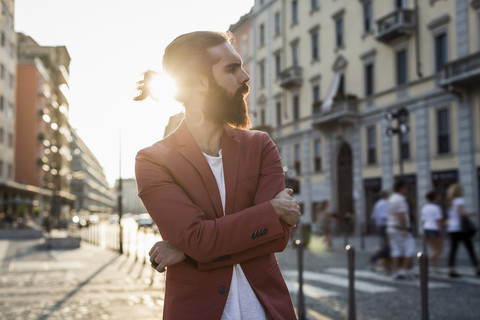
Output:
[420, 191, 443, 273]
[446, 184, 480, 277]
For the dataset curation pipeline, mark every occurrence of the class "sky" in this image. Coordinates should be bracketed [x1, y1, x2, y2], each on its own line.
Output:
[14, 0, 254, 186]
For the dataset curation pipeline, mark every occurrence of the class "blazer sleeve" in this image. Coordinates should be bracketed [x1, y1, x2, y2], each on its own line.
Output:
[135, 134, 289, 265]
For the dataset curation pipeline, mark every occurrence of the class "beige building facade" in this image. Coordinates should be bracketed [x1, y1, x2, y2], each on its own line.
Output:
[231, 0, 480, 235]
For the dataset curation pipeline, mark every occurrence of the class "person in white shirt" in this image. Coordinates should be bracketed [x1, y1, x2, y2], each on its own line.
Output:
[420, 191, 443, 273]
[446, 183, 480, 277]
[387, 180, 416, 279]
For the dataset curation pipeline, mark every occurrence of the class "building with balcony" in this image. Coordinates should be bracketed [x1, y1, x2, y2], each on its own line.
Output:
[14, 33, 75, 226]
[230, 0, 480, 235]
[70, 127, 115, 217]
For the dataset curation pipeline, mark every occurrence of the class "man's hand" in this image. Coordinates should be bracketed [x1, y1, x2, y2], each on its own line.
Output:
[270, 188, 301, 227]
[149, 240, 186, 273]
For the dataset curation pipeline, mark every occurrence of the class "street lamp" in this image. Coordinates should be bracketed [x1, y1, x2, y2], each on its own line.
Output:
[385, 107, 409, 178]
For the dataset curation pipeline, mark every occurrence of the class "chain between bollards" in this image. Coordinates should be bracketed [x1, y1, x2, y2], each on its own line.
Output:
[346, 244, 356, 320]
[417, 251, 429, 320]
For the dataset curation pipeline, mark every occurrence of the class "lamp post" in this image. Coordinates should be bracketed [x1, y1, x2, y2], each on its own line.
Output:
[385, 107, 409, 179]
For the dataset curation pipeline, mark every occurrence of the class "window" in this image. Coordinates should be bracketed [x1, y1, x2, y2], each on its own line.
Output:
[294, 144, 301, 175]
[276, 102, 282, 126]
[292, 0, 298, 24]
[1, 32, 4, 47]
[335, 17, 344, 48]
[400, 119, 410, 160]
[365, 63, 374, 97]
[396, 49, 407, 86]
[363, 1, 373, 33]
[311, 30, 319, 60]
[367, 125, 377, 164]
[313, 84, 320, 104]
[0, 64, 3, 79]
[259, 61, 265, 88]
[275, 52, 281, 78]
[0, 96, 3, 110]
[275, 12, 281, 36]
[260, 109, 265, 125]
[259, 24, 265, 47]
[434, 33, 447, 72]
[311, 0, 319, 11]
[293, 94, 300, 120]
[395, 0, 406, 9]
[291, 41, 299, 66]
[313, 139, 322, 172]
[437, 108, 450, 154]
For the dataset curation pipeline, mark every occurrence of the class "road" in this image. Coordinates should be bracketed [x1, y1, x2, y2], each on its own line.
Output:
[41, 221, 480, 319]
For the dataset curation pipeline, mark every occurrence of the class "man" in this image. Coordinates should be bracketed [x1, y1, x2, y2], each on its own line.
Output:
[135, 31, 300, 320]
[387, 180, 416, 279]
[369, 191, 390, 271]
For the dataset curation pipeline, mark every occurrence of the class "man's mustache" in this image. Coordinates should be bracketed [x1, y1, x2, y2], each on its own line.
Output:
[237, 83, 250, 96]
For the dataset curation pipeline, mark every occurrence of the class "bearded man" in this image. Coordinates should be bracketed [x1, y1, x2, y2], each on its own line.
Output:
[135, 31, 300, 320]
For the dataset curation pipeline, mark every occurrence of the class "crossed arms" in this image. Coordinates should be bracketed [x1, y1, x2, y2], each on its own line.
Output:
[135, 133, 300, 273]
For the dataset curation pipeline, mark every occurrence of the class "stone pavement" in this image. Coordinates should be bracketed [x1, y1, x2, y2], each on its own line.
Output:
[0, 235, 165, 320]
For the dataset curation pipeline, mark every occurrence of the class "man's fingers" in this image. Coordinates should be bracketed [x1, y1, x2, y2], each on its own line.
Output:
[149, 242, 160, 256]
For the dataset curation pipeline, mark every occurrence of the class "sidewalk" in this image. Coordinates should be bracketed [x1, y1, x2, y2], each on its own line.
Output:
[0, 234, 165, 320]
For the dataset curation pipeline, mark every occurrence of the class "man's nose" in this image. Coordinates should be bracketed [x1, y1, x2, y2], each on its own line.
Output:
[240, 69, 250, 84]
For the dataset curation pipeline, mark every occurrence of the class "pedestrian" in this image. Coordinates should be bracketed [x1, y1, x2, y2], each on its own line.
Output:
[135, 31, 300, 320]
[316, 200, 333, 251]
[420, 191, 443, 274]
[369, 191, 390, 271]
[387, 180, 416, 280]
[445, 183, 480, 277]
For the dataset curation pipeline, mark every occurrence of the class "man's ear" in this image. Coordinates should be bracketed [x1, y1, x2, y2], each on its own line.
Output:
[194, 73, 209, 93]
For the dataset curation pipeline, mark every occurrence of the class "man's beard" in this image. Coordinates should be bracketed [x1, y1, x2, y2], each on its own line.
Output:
[204, 77, 251, 129]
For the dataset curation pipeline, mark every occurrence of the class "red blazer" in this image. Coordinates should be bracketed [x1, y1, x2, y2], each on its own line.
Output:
[135, 122, 297, 320]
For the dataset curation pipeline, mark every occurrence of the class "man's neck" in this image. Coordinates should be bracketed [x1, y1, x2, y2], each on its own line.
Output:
[184, 114, 224, 157]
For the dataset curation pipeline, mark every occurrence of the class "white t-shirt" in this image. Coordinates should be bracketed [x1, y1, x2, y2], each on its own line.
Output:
[387, 192, 410, 234]
[447, 197, 464, 233]
[421, 203, 442, 231]
[203, 151, 268, 320]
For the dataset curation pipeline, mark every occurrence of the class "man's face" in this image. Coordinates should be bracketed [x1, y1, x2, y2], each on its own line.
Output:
[203, 42, 251, 129]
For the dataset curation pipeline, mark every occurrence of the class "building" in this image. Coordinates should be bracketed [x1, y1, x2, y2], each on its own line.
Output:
[230, 0, 480, 235]
[117, 178, 146, 214]
[0, 0, 18, 219]
[70, 127, 115, 217]
[14, 33, 75, 226]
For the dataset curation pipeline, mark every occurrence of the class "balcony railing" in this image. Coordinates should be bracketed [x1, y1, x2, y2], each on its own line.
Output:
[279, 65, 303, 89]
[312, 98, 358, 128]
[439, 51, 480, 88]
[376, 9, 415, 44]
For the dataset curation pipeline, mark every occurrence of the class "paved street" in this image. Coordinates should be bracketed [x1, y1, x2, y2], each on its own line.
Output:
[1, 227, 479, 320]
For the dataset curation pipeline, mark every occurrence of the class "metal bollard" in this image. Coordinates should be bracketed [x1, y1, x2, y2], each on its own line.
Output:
[417, 252, 429, 320]
[346, 245, 356, 320]
[294, 239, 306, 320]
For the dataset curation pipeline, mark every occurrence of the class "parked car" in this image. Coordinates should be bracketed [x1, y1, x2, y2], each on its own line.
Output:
[108, 214, 119, 224]
[136, 213, 154, 229]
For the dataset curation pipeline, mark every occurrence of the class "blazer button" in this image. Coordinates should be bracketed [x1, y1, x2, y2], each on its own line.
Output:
[219, 285, 227, 294]
[262, 228, 268, 235]
[251, 232, 257, 239]
[255, 230, 261, 237]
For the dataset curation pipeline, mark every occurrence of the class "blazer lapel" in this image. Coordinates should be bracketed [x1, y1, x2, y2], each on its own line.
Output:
[175, 122, 224, 218]
[222, 125, 240, 215]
